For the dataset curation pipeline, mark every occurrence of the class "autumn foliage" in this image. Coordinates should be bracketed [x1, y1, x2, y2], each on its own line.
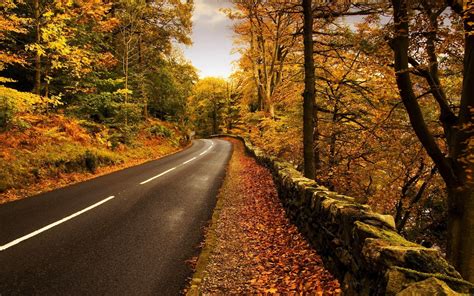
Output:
[193, 138, 340, 294]
[0, 0, 197, 201]
[186, 0, 474, 283]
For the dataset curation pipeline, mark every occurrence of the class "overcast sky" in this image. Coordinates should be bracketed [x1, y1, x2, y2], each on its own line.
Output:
[181, 0, 238, 79]
[180, 1, 370, 79]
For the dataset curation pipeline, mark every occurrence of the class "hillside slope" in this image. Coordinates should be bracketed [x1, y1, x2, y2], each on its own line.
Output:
[0, 113, 188, 204]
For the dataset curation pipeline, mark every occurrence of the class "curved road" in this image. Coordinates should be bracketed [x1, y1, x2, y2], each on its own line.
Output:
[0, 139, 232, 295]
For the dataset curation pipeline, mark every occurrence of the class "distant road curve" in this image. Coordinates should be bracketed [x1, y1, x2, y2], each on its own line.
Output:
[0, 139, 232, 295]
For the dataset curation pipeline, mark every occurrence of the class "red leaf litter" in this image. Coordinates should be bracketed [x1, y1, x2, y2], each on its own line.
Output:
[192, 138, 340, 295]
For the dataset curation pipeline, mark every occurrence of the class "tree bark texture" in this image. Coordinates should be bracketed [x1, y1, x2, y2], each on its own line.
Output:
[33, 0, 41, 96]
[302, 0, 316, 180]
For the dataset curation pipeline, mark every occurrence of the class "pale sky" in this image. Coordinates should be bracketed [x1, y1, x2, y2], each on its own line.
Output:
[181, 0, 238, 79]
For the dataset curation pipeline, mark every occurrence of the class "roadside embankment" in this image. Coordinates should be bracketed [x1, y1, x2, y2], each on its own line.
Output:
[0, 114, 188, 204]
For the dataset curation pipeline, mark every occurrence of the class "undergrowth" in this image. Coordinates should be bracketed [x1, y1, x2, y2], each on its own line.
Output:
[0, 113, 187, 202]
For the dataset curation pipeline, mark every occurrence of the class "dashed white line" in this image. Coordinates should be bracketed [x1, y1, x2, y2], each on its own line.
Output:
[140, 140, 215, 185]
[0, 141, 219, 251]
[140, 167, 176, 185]
[182, 157, 197, 165]
[0, 195, 116, 252]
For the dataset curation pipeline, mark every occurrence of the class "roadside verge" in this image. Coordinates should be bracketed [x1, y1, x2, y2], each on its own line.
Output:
[186, 137, 340, 295]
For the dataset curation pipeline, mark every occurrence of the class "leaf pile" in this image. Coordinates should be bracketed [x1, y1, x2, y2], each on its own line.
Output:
[196, 138, 340, 294]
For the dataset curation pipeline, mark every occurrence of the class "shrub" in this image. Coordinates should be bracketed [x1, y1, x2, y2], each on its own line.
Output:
[0, 85, 61, 130]
[69, 92, 120, 123]
[148, 124, 172, 138]
[108, 124, 137, 148]
[84, 150, 97, 172]
[115, 102, 143, 125]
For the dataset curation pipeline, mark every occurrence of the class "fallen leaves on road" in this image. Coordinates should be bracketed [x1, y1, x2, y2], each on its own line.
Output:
[194, 138, 340, 295]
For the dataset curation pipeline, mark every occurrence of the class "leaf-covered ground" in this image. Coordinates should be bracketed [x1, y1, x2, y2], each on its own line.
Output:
[188, 138, 340, 295]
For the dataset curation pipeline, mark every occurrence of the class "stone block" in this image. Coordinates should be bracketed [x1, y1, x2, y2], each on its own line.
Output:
[397, 277, 461, 296]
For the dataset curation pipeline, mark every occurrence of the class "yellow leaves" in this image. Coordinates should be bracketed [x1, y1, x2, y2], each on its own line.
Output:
[0, 85, 62, 115]
[43, 10, 55, 18]
[97, 17, 120, 33]
[264, 287, 278, 293]
[0, 52, 26, 68]
[96, 52, 118, 69]
[25, 43, 46, 57]
[0, 1, 29, 70]
[0, 77, 15, 84]
[18, 0, 115, 79]
[115, 88, 133, 95]
[0, 15, 29, 34]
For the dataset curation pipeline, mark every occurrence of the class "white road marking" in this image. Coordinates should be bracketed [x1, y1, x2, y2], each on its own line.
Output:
[198, 141, 214, 156]
[139, 140, 216, 184]
[0, 195, 115, 252]
[0, 140, 219, 251]
[140, 167, 176, 185]
[182, 157, 196, 165]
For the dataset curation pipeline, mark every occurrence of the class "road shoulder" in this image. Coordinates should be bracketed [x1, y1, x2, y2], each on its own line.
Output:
[186, 138, 340, 294]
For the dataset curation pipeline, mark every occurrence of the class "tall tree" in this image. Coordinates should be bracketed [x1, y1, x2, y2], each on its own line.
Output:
[189, 77, 227, 136]
[114, 0, 193, 123]
[302, 0, 316, 179]
[229, 0, 298, 118]
[18, 0, 116, 97]
[390, 0, 474, 281]
[0, 0, 27, 73]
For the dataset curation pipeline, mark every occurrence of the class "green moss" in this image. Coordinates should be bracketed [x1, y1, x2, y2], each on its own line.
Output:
[147, 124, 172, 138]
[355, 221, 418, 247]
[397, 277, 460, 296]
[403, 250, 461, 278]
[393, 267, 474, 293]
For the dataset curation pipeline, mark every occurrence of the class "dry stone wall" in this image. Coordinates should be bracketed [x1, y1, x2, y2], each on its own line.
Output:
[211, 135, 474, 295]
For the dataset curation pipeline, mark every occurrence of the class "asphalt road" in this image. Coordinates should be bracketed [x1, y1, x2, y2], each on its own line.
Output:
[0, 139, 232, 295]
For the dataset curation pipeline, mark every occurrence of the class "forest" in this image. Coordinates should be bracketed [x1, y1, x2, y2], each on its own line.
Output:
[1, 0, 473, 285]
[190, 0, 474, 282]
[0, 0, 197, 200]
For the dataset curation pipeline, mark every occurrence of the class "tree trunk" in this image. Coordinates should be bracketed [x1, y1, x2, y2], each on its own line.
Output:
[268, 103, 275, 119]
[447, 12, 474, 282]
[44, 63, 50, 101]
[447, 187, 474, 282]
[391, 0, 474, 281]
[249, 21, 265, 112]
[302, 0, 316, 179]
[313, 104, 321, 171]
[391, 0, 454, 186]
[124, 38, 129, 126]
[212, 107, 218, 135]
[138, 32, 148, 120]
[257, 86, 264, 111]
[33, 0, 41, 96]
[328, 100, 339, 169]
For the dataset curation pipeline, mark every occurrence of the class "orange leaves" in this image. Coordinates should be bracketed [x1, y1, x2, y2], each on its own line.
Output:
[264, 287, 278, 293]
[198, 138, 340, 295]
